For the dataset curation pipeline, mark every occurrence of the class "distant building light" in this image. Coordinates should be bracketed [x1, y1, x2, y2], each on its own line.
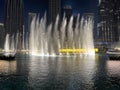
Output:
[63, 5, 72, 9]
[100, 9, 105, 12]
[0, 23, 4, 26]
[109, 10, 113, 12]
[97, 23, 101, 27]
[117, 16, 120, 19]
[101, 21, 106, 23]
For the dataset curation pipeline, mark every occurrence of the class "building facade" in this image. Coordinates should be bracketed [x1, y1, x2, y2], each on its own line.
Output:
[0, 23, 5, 49]
[4, 0, 24, 49]
[98, 0, 120, 42]
[62, 5, 72, 22]
[48, 0, 61, 24]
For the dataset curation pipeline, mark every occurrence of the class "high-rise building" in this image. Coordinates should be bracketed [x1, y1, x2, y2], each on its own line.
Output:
[0, 23, 5, 48]
[62, 5, 72, 22]
[48, 0, 61, 24]
[98, 0, 120, 42]
[4, 0, 24, 49]
[83, 13, 94, 19]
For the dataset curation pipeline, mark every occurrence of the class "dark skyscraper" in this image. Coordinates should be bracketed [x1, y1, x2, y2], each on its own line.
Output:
[48, 0, 61, 24]
[4, 0, 24, 49]
[62, 5, 72, 22]
[98, 0, 120, 42]
[0, 23, 5, 48]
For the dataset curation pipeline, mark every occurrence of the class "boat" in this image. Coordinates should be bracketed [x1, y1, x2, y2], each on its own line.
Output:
[0, 52, 16, 60]
[106, 48, 120, 60]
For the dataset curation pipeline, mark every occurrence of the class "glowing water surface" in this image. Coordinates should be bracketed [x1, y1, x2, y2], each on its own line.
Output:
[0, 54, 120, 90]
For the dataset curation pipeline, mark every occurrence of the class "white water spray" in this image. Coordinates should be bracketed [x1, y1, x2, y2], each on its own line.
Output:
[29, 14, 95, 56]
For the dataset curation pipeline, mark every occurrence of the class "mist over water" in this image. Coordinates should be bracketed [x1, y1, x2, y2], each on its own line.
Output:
[29, 14, 94, 56]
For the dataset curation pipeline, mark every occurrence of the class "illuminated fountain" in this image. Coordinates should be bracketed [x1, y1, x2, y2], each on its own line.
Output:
[4, 34, 10, 53]
[29, 14, 95, 56]
[0, 34, 16, 59]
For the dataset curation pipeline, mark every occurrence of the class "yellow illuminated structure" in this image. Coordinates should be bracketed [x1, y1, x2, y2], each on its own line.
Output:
[59, 48, 98, 53]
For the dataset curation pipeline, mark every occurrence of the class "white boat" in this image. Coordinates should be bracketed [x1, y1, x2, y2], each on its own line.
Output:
[107, 48, 120, 60]
[0, 52, 16, 60]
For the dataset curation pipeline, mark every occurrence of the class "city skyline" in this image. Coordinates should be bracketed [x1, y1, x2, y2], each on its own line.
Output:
[98, 0, 120, 42]
[4, 0, 24, 49]
[0, 0, 98, 23]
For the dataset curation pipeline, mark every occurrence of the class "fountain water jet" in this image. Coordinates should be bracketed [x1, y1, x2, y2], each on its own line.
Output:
[29, 14, 95, 56]
[4, 34, 10, 53]
[3, 34, 16, 57]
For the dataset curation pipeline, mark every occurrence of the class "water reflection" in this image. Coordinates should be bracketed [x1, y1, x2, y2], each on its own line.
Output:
[0, 60, 16, 75]
[93, 54, 120, 90]
[28, 55, 96, 90]
[107, 61, 120, 77]
[0, 54, 120, 90]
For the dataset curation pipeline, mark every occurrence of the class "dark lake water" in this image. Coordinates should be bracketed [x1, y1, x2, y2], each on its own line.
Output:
[0, 54, 120, 90]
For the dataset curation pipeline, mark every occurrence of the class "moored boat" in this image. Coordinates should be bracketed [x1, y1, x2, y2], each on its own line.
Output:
[106, 48, 120, 60]
[0, 52, 16, 60]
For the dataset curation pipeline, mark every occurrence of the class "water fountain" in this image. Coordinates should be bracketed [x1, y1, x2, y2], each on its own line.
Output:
[29, 14, 95, 56]
[0, 34, 16, 60]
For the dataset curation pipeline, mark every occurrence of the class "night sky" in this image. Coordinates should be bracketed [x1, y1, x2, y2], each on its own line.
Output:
[0, 0, 98, 33]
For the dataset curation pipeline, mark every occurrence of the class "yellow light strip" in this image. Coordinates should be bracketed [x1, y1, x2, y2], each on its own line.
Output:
[59, 48, 98, 53]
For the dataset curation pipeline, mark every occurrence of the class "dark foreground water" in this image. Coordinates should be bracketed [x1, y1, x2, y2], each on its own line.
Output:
[0, 54, 120, 90]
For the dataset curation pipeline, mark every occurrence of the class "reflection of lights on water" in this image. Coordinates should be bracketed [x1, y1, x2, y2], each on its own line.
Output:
[30, 52, 56, 57]
[28, 48, 98, 56]
[28, 54, 96, 89]
[107, 61, 120, 76]
[29, 52, 96, 57]
[0, 60, 16, 74]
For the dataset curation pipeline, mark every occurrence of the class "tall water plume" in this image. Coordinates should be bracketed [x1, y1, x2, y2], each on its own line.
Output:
[3, 34, 16, 56]
[4, 34, 10, 52]
[29, 13, 94, 55]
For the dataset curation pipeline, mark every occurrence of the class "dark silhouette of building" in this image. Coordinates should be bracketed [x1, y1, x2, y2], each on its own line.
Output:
[83, 13, 94, 19]
[62, 5, 72, 22]
[0, 23, 5, 48]
[98, 0, 120, 42]
[48, 0, 61, 24]
[4, 0, 24, 49]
